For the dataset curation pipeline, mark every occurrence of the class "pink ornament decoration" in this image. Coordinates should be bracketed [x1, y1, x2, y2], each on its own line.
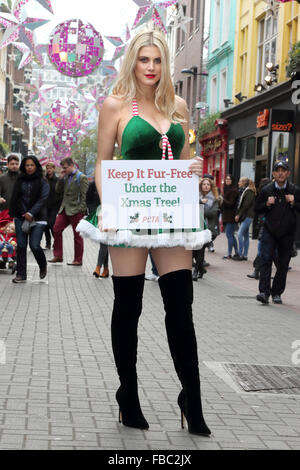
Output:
[50, 100, 82, 130]
[48, 19, 104, 77]
[132, 0, 177, 34]
[0, 9, 49, 50]
[25, 74, 55, 105]
[13, 0, 54, 20]
[52, 129, 77, 152]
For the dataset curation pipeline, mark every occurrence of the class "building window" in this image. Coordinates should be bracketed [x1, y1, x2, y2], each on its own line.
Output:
[211, 75, 217, 112]
[257, 15, 277, 85]
[240, 26, 248, 92]
[189, 0, 195, 36]
[196, 0, 201, 28]
[222, 0, 230, 44]
[240, 135, 256, 180]
[213, 0, 220, 50]
[186, 76, 191, 111]
[287, 1, 298, 48]
[219, 68, 227, 111]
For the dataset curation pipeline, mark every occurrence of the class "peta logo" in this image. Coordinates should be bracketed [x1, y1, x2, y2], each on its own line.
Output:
[0, 340, 6, 365]
[291, 340, 300, 365]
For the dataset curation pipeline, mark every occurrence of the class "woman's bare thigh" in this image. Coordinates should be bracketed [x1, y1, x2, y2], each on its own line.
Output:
[151, 247, 192, 277]
[109, 247, 149, 276]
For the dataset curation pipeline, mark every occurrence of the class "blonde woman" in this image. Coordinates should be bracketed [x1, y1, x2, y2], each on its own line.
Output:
[93, 28, 211, 436]
[234, 177, 256, 261]
[193, 178, 220, 280]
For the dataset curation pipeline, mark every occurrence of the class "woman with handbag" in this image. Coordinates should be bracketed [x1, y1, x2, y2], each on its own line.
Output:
[193, 177, 220, 280]
[9, 155, 49, 283]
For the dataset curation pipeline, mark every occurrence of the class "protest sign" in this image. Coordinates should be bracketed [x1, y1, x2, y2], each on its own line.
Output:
[101, 160, 200, 230]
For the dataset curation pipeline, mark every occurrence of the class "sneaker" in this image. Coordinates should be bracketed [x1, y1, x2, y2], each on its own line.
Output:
[272, 295, 282, 304]
[208, 246, 215, 252]
[203, 261, 210, 267]
[145, 273, 159, 281]
[256, 293, 269, 304]
[232, 255, 244, 261]
[223, 255, 232, 259]
[12, 276, 26, 283]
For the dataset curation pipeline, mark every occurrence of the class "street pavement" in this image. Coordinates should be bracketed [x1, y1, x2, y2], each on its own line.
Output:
[0, 228, 300, 450]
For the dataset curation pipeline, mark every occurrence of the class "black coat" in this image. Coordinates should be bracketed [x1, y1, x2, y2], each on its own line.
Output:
[46, 174, 62, 210]
[86, 181, 100, 214]
[255, 181, 300, 238]
[221, 185, 238, 224]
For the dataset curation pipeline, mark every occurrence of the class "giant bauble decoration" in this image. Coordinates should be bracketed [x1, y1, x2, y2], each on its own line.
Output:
[53, 129, 77, 151]
[48, 19, 104, 77]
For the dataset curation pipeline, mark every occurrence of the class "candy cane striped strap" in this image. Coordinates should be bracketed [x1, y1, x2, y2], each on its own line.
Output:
[132, 99, 139, 116]
[161, 134, 174, 160]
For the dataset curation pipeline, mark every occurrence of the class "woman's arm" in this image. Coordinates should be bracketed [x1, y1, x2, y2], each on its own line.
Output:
[95, 96, 121, 201]
[28, 179, 50, 218]
[176, 96, 190, 161]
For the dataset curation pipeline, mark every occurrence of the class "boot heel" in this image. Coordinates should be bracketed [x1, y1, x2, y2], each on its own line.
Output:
[181, 410, 185, 429]
[119, 409, 122, 424]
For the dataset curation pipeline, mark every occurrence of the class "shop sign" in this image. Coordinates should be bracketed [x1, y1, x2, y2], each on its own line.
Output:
[203, 138, 222, 153]
[271, 109, 293, 132]
[256, 109, 269, 128]
[228, 143, 235, 155]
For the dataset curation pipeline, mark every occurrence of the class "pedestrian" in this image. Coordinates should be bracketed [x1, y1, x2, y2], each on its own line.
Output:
[92, 27, 211, 435]
[44, 162, 62, 250]
[193, 177, 220, 280]
[221, 174, 238, 259]
[48, 157, 88, 266]
[247, 178, 271, 279]
[86, 178, 109, 278]
[0, 154, 20, 211]
[233, 177, 256, 261]
[0, 221, 16, 267]
[255, 161, 300, 304]
[9, 155, 49, 283]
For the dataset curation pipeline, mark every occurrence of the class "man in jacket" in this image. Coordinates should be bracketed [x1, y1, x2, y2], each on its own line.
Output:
[48, 157, 88, 266]
[44, 162, 62, 249]
[255, 161, 300, 304]
[0, 154, 20, 211]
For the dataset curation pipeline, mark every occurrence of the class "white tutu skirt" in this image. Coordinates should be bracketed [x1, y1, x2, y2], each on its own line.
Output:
[76, 217, 212, 250]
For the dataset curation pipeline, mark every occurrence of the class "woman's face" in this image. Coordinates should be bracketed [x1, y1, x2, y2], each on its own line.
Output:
[25, 159, 37, 176]
[134, 46, 161, 88]
[225, 176, 232, 186]
[201, 180, 211, 194]
[238, 178, 245, 188]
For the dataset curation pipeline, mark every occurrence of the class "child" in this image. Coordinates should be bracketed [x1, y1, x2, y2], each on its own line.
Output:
[0, 221, 16, 266]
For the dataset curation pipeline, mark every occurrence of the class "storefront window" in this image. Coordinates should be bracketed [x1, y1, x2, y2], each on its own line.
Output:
[240, 135, 256, 180]
[271, 132, 290, 175]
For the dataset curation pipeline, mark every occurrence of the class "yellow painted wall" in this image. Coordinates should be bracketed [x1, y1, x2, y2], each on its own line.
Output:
[232, 0, 300, 104]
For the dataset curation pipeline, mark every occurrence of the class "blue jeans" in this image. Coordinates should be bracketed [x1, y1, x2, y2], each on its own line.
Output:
[237, 217, 253, 257]
[15, 219, 46, 278]
[225, 223, 238, 256]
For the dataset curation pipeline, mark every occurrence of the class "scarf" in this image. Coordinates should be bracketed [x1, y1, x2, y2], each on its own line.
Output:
[200, 190, 215, 209]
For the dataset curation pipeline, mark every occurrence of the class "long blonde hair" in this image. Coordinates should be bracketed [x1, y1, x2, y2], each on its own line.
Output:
[240, 177, 256, 195]
[113, 27, 185, 123]
[200, 178, 219, 200]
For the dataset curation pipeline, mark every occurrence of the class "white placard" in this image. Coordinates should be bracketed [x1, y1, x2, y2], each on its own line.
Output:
[101, 160, 200, 230]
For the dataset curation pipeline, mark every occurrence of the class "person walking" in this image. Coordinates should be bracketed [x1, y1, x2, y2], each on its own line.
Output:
[193, 177, 220, 280]
[44, 162, 62, 250]
[0, 154, 20, 211]
[92, 27, 211, 435]
[255, 161, 300, 304]
[86, 179, 109, 278]
[9, 155, 49, 283]
[233, 177, 256, 261]
[48, 157, 88, 266]
[221, 174, 238, 259]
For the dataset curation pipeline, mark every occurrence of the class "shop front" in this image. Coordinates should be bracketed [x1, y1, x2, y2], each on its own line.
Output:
[198, 119, 228, 190]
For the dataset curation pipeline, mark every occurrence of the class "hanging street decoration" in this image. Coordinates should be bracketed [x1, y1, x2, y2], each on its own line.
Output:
[25, 74, 55, 105]
[48, 18, 104, 77]
[50, 100, 82, 129]
[105, 24, 131, 62]
[132, 0, 177, 34]
[0, 8, 50, 50]
[12, 41, 44, 68]
[173, 4, 192, 34]
[13, 0, 54, 20]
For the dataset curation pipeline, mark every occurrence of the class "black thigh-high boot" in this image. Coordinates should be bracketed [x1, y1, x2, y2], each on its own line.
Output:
[158, 269, 211, 436]
[111, 274, 149, 430]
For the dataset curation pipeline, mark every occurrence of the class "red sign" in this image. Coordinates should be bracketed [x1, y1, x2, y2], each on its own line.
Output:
[257, 109, 269, 128]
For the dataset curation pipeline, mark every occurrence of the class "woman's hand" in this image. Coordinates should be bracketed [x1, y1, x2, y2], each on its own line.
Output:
[188, 156, 203, 177]
[201, 198, 208, 205]
[98, 212, 116, 233]
[235, 215, 240, 223]
[23, 212, 33, 222]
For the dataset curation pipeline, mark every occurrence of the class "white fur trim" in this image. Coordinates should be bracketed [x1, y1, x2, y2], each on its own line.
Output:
[76, 219, 211, 249]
